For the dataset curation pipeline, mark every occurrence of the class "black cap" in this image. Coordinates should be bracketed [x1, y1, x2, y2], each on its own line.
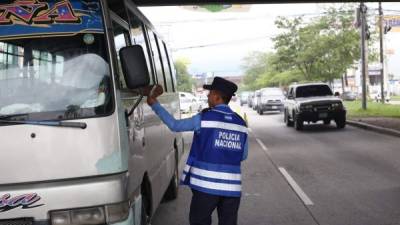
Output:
[203, 77, 238, 96]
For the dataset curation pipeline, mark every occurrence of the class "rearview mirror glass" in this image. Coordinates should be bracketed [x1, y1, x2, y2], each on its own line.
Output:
[119, 45, 150, 89]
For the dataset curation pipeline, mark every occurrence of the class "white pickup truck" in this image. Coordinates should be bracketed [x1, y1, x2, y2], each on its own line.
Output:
[284, 83, 346, 130]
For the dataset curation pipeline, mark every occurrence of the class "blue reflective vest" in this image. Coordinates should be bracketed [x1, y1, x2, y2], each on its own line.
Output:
[181, 105, 248, 197]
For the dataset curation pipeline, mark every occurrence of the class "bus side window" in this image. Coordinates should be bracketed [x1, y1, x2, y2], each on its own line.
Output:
[126, 9, 154, 85]
[159, 41, 173, 93]
[147, 30, 166, 91]
[162, 42, 175, 92]
[111, 18, 130, 90]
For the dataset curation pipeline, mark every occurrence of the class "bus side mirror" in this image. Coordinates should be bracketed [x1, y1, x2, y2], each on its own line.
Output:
[119, 45, 150, 89]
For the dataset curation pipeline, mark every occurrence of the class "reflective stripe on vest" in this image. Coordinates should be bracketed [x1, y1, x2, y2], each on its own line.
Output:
[181, 162, 242, 197]
[190, 177, 241, 192]
[201, 121, 248, 134]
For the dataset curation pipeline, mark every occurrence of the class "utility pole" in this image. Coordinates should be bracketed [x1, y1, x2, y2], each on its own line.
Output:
[378, 2, 385, 103]
[360, 2, 368, 110]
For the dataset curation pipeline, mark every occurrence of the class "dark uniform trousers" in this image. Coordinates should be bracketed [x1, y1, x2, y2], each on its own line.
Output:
[189, 189, 241, 225]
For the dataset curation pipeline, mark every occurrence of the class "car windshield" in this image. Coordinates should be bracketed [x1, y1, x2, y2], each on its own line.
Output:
[296, 85, 333, 98]
[0, 0, 112, 121]
[181, 98, 191, 103]
[262, 89, 283, 97]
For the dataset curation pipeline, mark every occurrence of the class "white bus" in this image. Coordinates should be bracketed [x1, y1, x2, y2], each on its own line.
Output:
[0, 0, 183, 225]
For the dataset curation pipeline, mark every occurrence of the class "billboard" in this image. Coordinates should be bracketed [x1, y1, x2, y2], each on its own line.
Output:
[182, 5, 251, 13]
[0, 0, 104, 40]
[384, 15, 400, 32]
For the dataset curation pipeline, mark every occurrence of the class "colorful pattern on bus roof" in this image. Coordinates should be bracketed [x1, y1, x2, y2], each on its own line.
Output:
[0, 0, 104, 39]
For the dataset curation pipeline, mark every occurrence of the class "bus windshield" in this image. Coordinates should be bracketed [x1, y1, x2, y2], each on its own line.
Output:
[0, 0, 112, 121]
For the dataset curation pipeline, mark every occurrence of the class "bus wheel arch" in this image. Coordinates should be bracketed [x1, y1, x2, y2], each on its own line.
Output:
[141, 173, 152, 225]
[163, 140, 180, 201]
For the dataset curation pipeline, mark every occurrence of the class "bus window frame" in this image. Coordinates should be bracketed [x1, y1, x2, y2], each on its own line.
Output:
[154, 35, 168, 92]
[124, 0, 157, 86]
[110, 11, 132, 90]
[124, 3, 155, 85]
[162, 41, 175, 92]
[146, 29, 166, 91]
[142, 25, 158, 86]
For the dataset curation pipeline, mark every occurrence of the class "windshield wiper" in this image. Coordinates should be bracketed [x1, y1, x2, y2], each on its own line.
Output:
[0, 119, 87, 129]
[0, 113, 30, 120]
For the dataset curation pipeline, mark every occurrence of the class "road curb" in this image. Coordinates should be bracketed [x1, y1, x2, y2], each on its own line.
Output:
[347, 120, 400, 138]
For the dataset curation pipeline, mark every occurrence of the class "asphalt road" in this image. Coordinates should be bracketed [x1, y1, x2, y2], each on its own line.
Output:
[152, 104, 400, 225]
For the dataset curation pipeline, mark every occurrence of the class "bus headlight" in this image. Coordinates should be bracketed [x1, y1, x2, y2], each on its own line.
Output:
[106, 202, 130, 223]
[50, 202, 129, 225]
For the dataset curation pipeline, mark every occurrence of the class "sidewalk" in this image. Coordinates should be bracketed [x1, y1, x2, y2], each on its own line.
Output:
[389, 100, 400, 105]
[347, 117, 400, 138]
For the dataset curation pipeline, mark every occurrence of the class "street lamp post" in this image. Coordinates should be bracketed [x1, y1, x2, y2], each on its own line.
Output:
[379, 2, 385, 103]
[360, 2, 368, 110]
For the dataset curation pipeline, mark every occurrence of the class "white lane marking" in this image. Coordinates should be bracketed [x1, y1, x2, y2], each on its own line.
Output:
[278, 167, 314, 206]
[256, 138, 269, 153]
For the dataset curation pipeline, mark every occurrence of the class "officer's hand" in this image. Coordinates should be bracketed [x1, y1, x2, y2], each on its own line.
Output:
[145, 85, 163, 106]
[150, 84, 164, 98]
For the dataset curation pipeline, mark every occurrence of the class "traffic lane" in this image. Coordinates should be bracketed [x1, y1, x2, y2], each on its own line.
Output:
[245, 107, 400, 225]
[151, 132, 193, 225]
[239, 134, 317, 225]
[152, 130, 318, 225]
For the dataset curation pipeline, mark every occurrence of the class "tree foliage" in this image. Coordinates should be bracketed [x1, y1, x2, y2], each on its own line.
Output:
[174, 58, 194, 92]
[242, 5, 377, 90]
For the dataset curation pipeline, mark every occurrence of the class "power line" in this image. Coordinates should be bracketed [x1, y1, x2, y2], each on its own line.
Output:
[154, 10, 365, 25]
[155, 15, 273, 25]
[172, 35, 272, 51]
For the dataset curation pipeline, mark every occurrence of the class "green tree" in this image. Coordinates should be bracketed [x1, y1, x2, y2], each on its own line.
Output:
[241, 51, 270, 90]
[174, 58, 194, 92]
[200, 5, 231, 12]
[272, 5, 375, 84]
[242, 51, 302, 89]
[242, 5, 379, 89]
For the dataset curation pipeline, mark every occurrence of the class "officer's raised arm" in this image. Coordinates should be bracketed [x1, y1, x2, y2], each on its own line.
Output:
[146, 85, 201, 132]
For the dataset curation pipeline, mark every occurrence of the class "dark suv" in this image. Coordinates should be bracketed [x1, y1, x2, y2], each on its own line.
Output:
[283, 83, 346, 130]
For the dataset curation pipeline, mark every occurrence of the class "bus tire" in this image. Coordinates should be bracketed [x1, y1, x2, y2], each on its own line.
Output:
[141, 194, 150, 225]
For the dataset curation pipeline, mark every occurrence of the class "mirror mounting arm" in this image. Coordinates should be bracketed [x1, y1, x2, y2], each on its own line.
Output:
[127, 91, 144, 117]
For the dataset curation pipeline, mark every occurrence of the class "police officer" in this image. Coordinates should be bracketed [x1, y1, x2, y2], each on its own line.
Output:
[147, 77, 248, 225]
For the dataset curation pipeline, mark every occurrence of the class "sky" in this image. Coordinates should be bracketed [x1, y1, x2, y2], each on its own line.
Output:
[140, 3, 400, 78]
